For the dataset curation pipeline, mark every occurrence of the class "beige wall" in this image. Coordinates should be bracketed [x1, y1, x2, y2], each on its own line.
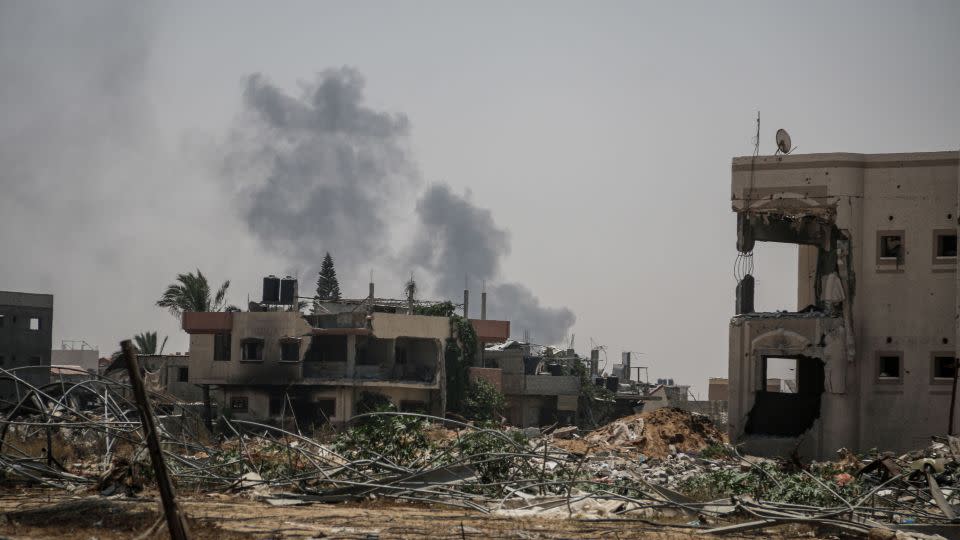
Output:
[730, 151, 960, 457]
[370, 312, 450, 340]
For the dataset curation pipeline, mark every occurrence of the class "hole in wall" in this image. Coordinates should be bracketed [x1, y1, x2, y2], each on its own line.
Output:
[745, 355, 824, 437]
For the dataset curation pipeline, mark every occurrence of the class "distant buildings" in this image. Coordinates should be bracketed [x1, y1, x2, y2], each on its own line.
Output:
[0, 290, 53, 406]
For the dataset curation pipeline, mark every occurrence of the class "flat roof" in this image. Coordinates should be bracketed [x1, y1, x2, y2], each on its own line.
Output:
[732, 150, 959, 172]
[0, 291, 54, 309]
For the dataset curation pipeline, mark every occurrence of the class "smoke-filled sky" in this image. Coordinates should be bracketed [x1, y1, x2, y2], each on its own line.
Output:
[1, 1, 958, 394]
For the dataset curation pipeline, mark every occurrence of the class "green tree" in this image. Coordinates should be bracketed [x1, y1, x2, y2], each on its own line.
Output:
[156, 269, 234, 319]
[312, 253, 341, 313]
[134, 331, 168, 355]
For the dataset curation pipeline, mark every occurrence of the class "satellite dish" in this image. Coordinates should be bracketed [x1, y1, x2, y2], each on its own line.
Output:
[775, 129, 792, 154]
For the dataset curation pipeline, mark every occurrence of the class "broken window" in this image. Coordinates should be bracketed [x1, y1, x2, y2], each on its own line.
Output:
[932, 354, 955, 381]
[877, 231, 905, 265]
[28, 317, 40, 331]
[230, 397, 248, 412]
[935, 230, 957, 260]
[214, 333, 231, 361]
[240, 338, 264, 361]
[280, 338, 301, 362]
[877, 352, 902, 381]
[177, 366, 189, 382]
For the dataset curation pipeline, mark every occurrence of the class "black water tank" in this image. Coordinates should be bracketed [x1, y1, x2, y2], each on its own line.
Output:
[262, 275, 280, 303]
[605, 376, 619, 392]
[280, 276, 298, 305]
[594, 377, 605, 387]
[547, 364, 563, 376]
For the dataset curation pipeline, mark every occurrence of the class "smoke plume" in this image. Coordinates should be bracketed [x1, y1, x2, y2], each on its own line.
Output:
[227, 68, 575, 344]
[411, 184, 575, 344]
[227, 67, 419, 276]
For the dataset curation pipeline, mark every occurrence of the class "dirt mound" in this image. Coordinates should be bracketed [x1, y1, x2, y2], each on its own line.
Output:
[571, 408, 725, 459]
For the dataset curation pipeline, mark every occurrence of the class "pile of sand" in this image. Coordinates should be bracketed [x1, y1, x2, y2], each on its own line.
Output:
[557, 408, 725, 459]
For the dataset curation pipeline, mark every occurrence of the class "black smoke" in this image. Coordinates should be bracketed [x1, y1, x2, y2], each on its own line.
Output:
[228, 67, 575, 344]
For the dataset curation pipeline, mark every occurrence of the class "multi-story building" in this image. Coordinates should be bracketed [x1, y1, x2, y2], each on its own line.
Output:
[0, 290, 53, 406]
[729, 150, 960, 458]
[183, 295, 511, 426]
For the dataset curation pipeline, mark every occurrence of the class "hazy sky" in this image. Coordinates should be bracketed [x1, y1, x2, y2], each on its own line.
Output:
[1, 1, 958, 395]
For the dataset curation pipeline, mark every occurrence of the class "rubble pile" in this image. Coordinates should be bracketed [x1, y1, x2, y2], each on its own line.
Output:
[586, 407, 725, 458]
[2, 367, 960, 538]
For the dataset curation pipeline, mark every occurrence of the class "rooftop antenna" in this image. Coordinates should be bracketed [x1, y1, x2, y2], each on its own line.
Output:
[775, 128, 794, 155]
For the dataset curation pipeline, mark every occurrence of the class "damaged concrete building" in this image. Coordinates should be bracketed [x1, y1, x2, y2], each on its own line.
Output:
[183, 278, 511, 426]
[729, 150, 960, 458]
[478, 341, 581, 427]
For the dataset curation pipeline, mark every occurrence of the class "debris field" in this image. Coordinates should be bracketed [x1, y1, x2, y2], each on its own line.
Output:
[2, 369, 960, 539]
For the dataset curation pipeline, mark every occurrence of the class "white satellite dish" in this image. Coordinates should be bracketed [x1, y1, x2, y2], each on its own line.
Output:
[775, 129, 792, 154]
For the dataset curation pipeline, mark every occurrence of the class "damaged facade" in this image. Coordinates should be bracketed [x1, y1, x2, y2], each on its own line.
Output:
[477, 341, 580, 427]
[729, 150, 960, 458]
[183, 280, 511, 426]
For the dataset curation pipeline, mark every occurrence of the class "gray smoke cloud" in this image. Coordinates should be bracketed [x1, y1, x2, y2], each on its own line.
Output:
[226, 67, 419, 277]
[227, 67, 575, 344]
[411, 184, 576, 344]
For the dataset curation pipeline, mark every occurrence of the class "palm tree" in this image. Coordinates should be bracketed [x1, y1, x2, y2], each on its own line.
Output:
[134, 331, 168, 355]
[156, 269, 235, 319]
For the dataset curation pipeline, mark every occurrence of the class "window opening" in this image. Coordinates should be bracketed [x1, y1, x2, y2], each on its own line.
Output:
[241, 339, 264, 361]
[878, 354, 901, 379]
[933, 355, 955, 380]
[214, 333, 231, 361]
[280, 339, 300, 362]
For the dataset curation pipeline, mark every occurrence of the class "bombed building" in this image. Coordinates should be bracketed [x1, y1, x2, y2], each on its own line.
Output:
[183, 276, 510, 425]
[729, 150, 960, 458]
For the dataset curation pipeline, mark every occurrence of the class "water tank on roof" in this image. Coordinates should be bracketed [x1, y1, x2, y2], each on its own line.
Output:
[280, 276, 298, 305]
[605, 376, 619, 392]
[262, 275, 280, 303]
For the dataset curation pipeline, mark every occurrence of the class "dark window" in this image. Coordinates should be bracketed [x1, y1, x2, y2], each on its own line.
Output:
[280, 340, 300, 362]
[269, 393, 284, 415]
[938, 234, 958, 258]
[177, 366, 189, 382]
[878, 355, 901, 379]
[0, 315, 4, 327]
[879, 234, 903, 260]
[241, 339, 263, 361]
[230, 397, 248, 412]
[0, 356, 4, 366]
[933, 356, 955, 379]
[214, 333, 231, 361]
[29, 317, 40, 331]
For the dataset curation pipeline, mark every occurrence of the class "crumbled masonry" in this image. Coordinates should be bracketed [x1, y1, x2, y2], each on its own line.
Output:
[1, 366, 959, 538]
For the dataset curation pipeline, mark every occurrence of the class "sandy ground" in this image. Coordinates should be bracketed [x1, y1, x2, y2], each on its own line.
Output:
[0, 488, 820, 539]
